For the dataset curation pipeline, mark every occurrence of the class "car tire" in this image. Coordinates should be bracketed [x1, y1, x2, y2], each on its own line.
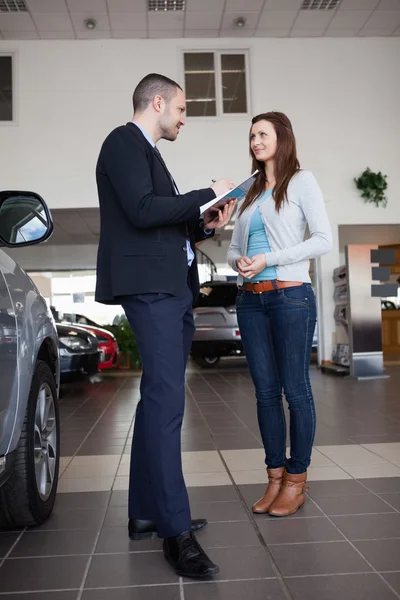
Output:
[0, 360, 59, 529]
[193, 355, 221, 369]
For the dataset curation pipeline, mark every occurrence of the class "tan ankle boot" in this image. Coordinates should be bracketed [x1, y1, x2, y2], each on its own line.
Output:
[268, 471, 309, 517]
[252, 467, 285, 514]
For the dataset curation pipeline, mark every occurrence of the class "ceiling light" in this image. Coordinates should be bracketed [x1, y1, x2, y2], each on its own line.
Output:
[301, 0, 341, 9]
[0, 0, 27, 11]
[148, 0, 186, 11]
[84, 19, 97, 30]
[234, 17, 246, 28]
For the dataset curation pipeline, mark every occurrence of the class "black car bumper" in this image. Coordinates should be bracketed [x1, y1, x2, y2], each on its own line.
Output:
[60, 352, 99, 379]
[191, 340, 244, 358]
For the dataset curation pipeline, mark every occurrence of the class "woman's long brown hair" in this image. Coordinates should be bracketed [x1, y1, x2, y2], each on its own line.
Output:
[239, 112, 300, 216]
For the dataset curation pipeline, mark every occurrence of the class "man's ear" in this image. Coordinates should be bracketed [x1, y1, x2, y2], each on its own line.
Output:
[153, 95, 164, 113]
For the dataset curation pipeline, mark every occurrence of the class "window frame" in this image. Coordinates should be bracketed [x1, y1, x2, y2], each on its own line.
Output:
[0, 52, 17, 126]
[181, 48, 251, 121]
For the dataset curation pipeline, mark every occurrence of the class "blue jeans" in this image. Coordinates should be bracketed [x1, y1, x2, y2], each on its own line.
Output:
[236, 282, 317, 474]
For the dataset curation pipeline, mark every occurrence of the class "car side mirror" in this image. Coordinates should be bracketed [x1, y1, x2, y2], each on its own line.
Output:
[0, 190, 53, 248]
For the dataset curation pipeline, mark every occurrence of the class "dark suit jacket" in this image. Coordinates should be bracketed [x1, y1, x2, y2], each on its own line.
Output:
[95, 122, 216, 304]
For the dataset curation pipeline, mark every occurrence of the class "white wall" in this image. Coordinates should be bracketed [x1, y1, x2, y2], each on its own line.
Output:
[1, 37, 400, 360]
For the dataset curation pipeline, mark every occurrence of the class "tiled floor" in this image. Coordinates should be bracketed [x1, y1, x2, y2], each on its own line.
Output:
[1, 360, 400, 599]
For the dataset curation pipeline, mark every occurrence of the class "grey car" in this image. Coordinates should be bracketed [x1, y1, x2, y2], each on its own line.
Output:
[191, 281, 243, 368]
[0, 191, 60, 528]
[191, 280, 318, 368]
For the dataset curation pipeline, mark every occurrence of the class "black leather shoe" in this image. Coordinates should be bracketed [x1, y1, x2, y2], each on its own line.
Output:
[163, 531, 219, 578]
[129, 518, 207, 540]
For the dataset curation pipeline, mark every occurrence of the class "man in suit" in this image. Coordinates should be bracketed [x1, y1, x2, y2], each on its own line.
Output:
[95, 73, 235, 578]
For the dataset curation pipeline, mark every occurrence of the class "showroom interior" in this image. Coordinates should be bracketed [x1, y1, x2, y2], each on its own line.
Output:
[1, 0, 400, 598]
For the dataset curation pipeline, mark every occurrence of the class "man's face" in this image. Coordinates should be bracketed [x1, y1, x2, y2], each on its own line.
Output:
[159, 88, 186, 142]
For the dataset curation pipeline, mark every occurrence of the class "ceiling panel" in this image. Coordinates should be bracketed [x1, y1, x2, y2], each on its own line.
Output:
[339, 0, 379, 9]
[220, 26, 257, 36]
[290, 29, 325, 36]
[255, 27, 291, 36]
[2, 30, 39, 38]
[293, 10, 335, 29]
[149, 29, 184, 37]
[185, 11, 223, 29]
[185, 0, 225, 11]
[0, 13, 36, 31]
[258, 10, 298, 28]
[106, 0, 146, 10]
[113, 29, 147, 37]
[377, 0, 400, 9]
[76, 28, 111, 37]
[184, 28, 219, 36]
[327, 10, 372, 28]
[26, 0, 70, 12]
[67, 0, 107, 11]
[109, 12, 147, 30]
[148, 10, 184, 30]
[33, 13, 74, 32]
[225, 0, 264, 9]
[40, 30, 75, 38]
[362, 9, 400, 27]
[264, 0, 303, 9]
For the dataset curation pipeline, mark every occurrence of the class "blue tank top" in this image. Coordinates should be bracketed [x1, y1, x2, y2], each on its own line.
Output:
[244, 189, 277, 282]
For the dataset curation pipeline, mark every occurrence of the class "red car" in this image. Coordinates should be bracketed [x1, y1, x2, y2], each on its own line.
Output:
[65, 323, 119, 370]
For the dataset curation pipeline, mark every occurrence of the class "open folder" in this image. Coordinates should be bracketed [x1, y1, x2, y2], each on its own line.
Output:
[200, 170, 259, 215]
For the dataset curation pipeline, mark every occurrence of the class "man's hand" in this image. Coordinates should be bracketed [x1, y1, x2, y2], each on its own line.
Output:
[204, 200, 236, 230]
[210, 179, 236, 197]
[236, 253, 267, 279]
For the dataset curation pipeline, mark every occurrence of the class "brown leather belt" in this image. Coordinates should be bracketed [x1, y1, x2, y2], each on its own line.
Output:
[239, 280, 303, 294]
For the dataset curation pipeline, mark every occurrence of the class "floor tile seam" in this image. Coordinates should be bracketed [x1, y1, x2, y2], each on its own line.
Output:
[335, 463, 400, 478]
[343, 479, 400, 513]
[59, 381, 107, 423]
[59, 377, 130, 471]
[2, 545, 266, 561]
[266, 537, 400, 547]
[74, 438, 130, 600]
[282, 571, 383, 579]
[185, 379, 294, 600]
[0, 589, 81, 596]
[191, 377, 263, 446]
[0, 577, 281, 596]
[0, 530, 26, 570]
[303, 489, 400, 600]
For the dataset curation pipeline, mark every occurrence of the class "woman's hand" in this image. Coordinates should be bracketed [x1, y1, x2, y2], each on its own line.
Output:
[237, 254, 267, 279]
[204, 200, 236, 230]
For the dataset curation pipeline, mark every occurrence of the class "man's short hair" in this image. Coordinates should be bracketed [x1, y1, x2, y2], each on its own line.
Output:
[133, 73, 182, 113]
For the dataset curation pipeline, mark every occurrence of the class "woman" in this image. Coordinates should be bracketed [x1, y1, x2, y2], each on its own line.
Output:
[227, 112, 332, 517]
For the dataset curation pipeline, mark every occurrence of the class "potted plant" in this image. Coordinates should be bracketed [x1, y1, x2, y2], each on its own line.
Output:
[104, 319, 142, 370]
[354, 168, 388, 208]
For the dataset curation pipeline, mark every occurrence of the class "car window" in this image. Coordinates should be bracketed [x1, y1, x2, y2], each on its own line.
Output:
[194, 284, 238, 308]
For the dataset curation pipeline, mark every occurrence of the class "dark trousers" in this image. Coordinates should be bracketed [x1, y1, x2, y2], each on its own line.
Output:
[120, 284, 195, 538]
[236, 283, 317, 474]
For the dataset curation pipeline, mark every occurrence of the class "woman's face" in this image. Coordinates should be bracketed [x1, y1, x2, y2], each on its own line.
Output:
[250, 120, 277, 163]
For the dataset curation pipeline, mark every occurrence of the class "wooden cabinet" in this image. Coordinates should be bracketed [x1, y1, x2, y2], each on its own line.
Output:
[382, 310, 400, 354]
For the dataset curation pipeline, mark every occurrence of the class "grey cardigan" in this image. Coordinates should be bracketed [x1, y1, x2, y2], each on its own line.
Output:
[227, 170, 332, 285]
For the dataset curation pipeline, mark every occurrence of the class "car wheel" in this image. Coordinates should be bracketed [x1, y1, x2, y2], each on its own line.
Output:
[193, 355, 221, 369]
[0, 360, 59, 529]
